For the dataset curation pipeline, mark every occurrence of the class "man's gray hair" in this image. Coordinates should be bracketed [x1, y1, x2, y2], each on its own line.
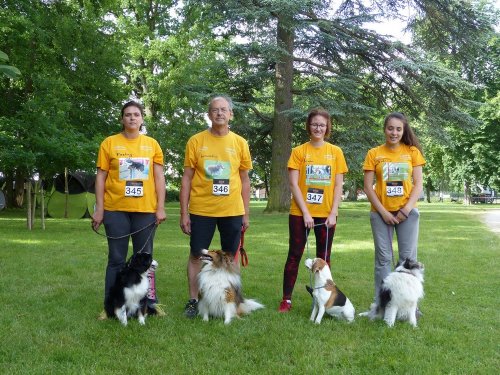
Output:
[208, 95, 233, 111]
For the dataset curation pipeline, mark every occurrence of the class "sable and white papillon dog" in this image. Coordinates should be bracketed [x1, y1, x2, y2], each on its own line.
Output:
[197, 249, 264, 324]
[304, 258, 355, 324]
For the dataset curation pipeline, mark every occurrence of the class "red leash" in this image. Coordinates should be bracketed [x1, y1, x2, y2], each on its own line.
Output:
[234, 227, 249, 267]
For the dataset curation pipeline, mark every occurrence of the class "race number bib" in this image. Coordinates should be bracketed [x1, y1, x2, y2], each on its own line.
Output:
[307, 188, 324, 204]
[213, 179, 230, 196]
[125, 181, 144, 197]
[386, 181, 403, 197]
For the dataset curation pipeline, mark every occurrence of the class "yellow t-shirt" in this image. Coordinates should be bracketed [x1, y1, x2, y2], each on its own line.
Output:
[184, 129, 252, 217]
[363, 144, 426, 212]
[97, 133, 164, 213]
[288, 142, 348, 218]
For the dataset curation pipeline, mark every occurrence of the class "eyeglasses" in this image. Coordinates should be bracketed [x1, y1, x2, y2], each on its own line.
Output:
[310, 123, 327, 129]
[210, 108, 230, 114]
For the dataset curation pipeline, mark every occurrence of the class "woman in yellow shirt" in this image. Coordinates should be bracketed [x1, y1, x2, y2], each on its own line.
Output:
[278, 108, 348, 313]
[362, 112, 425, 309]
[92, 101, 166, 318]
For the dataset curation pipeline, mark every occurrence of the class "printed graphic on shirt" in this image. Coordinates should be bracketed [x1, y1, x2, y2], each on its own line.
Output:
[382, 162, 409, 182]
[119, 158, 150, 180]
[204, 160, 230, 180]
[306, 165, 331, 186]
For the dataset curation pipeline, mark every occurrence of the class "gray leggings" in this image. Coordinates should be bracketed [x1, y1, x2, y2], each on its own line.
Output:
[103, 210, 156, 302]
[370, 208, 420, 303]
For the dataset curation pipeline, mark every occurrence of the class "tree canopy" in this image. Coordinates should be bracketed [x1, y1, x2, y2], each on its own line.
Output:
[0, 0, 498, 209]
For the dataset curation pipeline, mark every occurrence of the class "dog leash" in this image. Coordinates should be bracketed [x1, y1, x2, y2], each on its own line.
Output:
[387, 224, 397, 269]
[239, 228, 249, 267]
[92, 220, 157, 254]
[305, 221, 329, 295]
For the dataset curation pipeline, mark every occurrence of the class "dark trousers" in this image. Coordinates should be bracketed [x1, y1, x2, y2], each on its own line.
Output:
[282, 214, 335, 300]
[103, 211, 156, 302]
[189, 214, 243, 256]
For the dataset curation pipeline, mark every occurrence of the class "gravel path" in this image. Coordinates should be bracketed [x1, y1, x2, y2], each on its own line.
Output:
[483, 210, 500, 235]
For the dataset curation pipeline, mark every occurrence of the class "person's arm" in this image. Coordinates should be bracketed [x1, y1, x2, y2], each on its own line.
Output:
[239, 169, 251, 230]
[325, 173, 344, 228]
[179, 167, 194, 235]
[153, 162, 166, 224]
[92, 168, 108, 230]
[397, 165, 423, 221]
[364, 170, 399, 225]
[289, 168, 314, 228]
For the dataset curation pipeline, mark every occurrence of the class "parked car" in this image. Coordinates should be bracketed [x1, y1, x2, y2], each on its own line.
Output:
[471, 186, 495, 204]
[471, 192, 494, 204]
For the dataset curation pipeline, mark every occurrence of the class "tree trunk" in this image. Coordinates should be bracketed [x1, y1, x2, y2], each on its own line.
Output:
[14, 172, 24, 208]
[26, 181, 32, 230]
[463, 180, 471, 205]
[64, 167, 69, 218]
[265, 16, 294, 213]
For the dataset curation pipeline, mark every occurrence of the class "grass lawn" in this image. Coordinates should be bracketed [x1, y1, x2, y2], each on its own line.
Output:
[0, 202, 498, 374]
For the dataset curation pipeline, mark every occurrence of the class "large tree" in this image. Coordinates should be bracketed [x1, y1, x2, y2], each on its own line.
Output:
[0, 0, 125, 207]
[179, 0, 494, 211]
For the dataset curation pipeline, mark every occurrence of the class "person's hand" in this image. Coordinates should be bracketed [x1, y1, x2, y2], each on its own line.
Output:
[155, 207, 166, 225]
[242, 213, 250, 231]
[395, 208, 408, 223]
[325, 213, 337, 228]
[303, 212, 314, 229]
[381, 210, 399, 225]
[91, 208, 104, 231]
[180, 212, 191, 235]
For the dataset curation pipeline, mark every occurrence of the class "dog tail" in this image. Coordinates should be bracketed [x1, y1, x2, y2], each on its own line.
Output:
[238, 299, 264, 315]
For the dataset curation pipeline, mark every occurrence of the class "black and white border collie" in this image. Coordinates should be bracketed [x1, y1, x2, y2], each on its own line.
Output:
[104, 252, 152, 326]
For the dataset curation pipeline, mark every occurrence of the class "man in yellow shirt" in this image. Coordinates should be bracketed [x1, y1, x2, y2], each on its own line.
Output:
[179, 96, 252, 318]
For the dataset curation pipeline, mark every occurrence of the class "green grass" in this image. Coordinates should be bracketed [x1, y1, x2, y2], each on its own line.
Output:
[1, 202, 499, 374]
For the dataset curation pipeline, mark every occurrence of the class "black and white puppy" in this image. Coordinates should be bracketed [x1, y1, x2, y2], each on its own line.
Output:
[104, 252, 152, 326]
[359, 258, 424, 327]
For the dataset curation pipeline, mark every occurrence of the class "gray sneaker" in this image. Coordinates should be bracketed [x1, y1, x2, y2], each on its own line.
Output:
[184, 299, 198, 318]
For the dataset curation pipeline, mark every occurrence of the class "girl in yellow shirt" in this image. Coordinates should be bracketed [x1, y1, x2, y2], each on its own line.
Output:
[278, 108, 348, 313]
[362, 112, 425, 309]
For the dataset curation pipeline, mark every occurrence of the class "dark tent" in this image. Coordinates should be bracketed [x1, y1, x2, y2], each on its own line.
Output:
[47, 172, 96, 218]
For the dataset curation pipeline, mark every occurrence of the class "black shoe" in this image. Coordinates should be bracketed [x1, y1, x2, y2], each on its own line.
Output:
[184, 299, 198, 318]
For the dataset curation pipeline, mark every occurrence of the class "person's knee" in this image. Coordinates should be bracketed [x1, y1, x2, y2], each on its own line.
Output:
[189, 254, 201, 264]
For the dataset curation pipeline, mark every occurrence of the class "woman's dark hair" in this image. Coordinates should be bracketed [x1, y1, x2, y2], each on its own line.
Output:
[384, 112, 422, 154]
[121, 101, 144, 118]
[120, 101, 144, 131]
[306, 108, 332, 139]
